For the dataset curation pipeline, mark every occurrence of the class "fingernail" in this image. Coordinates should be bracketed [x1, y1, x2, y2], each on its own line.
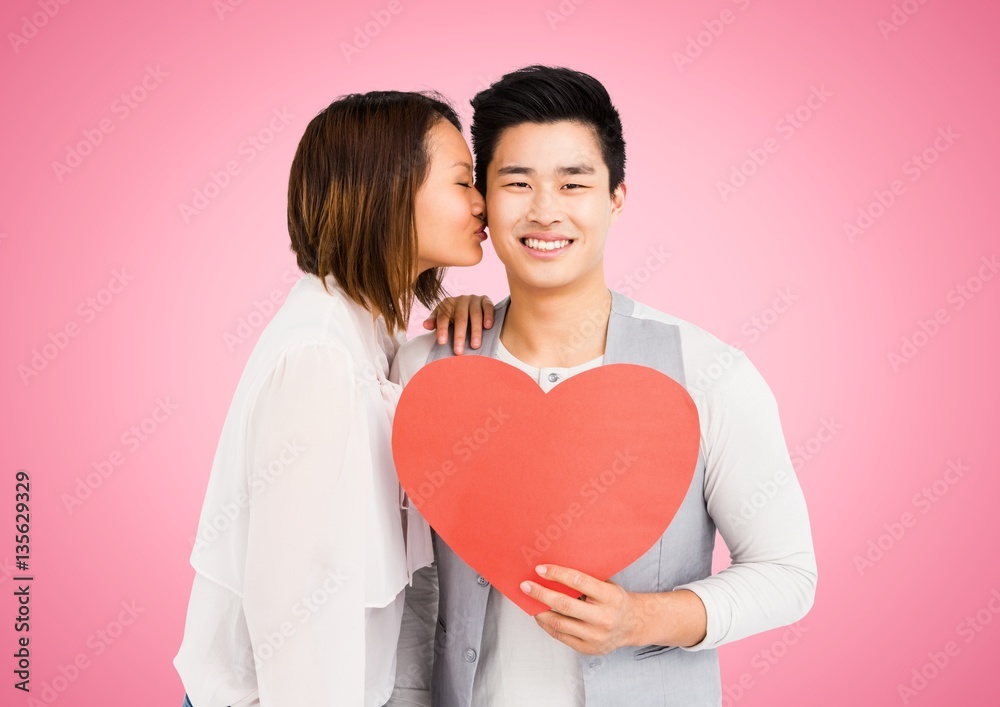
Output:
[536, 565, 547, 576]
[520, 581, 532, 593]
[485, 319, 493, 327]
[471, 338, 481, 348]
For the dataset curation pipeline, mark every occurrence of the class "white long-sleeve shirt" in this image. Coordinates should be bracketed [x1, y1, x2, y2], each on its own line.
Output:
[175, 274, 434, 707]
[389, 299, 817, 706]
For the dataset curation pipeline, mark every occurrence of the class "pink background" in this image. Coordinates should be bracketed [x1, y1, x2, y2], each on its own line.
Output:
[2, 0, 998, 705]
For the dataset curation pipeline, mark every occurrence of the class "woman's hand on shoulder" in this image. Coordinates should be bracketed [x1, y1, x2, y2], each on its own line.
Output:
[423, 295, 494, 355]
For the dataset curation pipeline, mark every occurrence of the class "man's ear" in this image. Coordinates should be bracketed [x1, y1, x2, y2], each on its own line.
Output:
[609, 182, 627, 226]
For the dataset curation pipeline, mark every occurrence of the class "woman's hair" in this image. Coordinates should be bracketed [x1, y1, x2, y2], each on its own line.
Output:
[288, 90, 462, 332]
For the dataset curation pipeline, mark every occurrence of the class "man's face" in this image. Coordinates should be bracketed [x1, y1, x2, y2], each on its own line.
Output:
[483, 120, 625, 292]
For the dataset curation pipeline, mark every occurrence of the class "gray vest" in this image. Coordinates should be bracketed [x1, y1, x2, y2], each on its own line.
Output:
[426, 291, 721, 707]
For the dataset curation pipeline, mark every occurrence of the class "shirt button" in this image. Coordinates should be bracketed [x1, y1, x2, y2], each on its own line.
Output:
[547, 372, 560, 383]
[476, 575, 489, 587]
[465, 648, 477, 662]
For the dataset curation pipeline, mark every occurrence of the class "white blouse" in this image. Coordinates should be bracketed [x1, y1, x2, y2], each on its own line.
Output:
[175, 274, 434, 707]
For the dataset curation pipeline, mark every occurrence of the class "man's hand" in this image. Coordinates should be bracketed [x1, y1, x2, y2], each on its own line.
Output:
[423, 295, 494, 355]
[520, 564, 648, 655]
[521, 564, 708, 654]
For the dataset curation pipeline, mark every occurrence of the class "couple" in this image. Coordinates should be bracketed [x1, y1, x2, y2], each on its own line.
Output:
[175, 66, 817, 706]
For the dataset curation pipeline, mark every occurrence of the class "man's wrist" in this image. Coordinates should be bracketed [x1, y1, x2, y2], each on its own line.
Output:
[626, 591, 663, 647]
[627, 589, 708, 648]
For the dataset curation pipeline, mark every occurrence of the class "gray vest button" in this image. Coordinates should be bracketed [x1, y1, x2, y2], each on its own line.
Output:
[465, 648, 477, 662]
[476, 575, 489, 586]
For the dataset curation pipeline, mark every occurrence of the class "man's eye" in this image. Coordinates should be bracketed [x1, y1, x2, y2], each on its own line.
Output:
[505, 182, 529, 188]
[563, 183, 585, 190]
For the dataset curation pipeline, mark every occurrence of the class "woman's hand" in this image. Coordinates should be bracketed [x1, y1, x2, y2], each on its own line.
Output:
[423, 295, 495, 355]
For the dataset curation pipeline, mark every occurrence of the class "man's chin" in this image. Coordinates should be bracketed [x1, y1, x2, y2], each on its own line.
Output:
[505, 270, 577, 293]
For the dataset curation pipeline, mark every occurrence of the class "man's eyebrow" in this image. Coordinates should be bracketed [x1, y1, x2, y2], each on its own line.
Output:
[557, 164, 596, 176]
[495, 164, 534, 176]
[494, 164, 596, 176]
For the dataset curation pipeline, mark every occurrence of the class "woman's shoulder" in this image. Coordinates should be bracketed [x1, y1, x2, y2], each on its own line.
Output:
[261, 275, 364, 346]
[238, 275, 366, 384]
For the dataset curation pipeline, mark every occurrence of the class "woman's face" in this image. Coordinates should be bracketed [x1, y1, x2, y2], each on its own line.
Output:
[415, 120, 487, 273]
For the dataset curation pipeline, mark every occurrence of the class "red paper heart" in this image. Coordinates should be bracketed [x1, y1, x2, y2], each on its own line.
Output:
[392, 356, 700, 614]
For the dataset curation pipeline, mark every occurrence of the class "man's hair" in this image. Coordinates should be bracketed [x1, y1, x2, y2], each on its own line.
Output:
[470, 65, 626, 195]
[287, 90, 461, 333]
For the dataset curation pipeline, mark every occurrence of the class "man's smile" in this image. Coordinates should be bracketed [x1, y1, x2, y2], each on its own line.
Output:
[519, 231, 576, 257]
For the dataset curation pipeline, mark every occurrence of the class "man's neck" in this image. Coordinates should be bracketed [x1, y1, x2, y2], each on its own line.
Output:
[500, 275, 613, 368]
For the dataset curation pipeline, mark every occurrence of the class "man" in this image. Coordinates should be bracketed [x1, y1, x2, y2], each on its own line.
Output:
[390, 65, 816, 707]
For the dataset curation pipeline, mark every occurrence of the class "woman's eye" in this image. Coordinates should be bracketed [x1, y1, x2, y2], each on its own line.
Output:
[457, 182, 471, 188]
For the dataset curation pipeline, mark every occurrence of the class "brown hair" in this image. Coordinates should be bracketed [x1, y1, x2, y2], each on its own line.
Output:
[287, 91, 462, 332]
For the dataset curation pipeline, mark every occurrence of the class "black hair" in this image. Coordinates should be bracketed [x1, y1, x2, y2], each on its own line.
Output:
[470, 65, 625, 195]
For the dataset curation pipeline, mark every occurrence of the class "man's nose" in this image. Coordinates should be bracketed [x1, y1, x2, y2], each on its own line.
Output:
[527, 190, 561, 225]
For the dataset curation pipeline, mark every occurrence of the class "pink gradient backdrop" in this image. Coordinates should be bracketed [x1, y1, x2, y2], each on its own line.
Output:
[2, 0, 998, 705]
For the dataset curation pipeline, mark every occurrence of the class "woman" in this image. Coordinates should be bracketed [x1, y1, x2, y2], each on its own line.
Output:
[175, 91, 493, 706]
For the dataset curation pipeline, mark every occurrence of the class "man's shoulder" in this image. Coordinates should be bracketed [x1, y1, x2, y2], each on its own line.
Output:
[393, 332, 439, 385]
[623, 297, 730, 355]
[620, 295, 759, 398]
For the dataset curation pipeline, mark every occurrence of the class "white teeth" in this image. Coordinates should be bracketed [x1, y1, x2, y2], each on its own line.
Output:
[524, 238, 570, 252]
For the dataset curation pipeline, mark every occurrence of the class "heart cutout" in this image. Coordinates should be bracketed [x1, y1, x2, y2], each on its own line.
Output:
[392, 356, 700, 614]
